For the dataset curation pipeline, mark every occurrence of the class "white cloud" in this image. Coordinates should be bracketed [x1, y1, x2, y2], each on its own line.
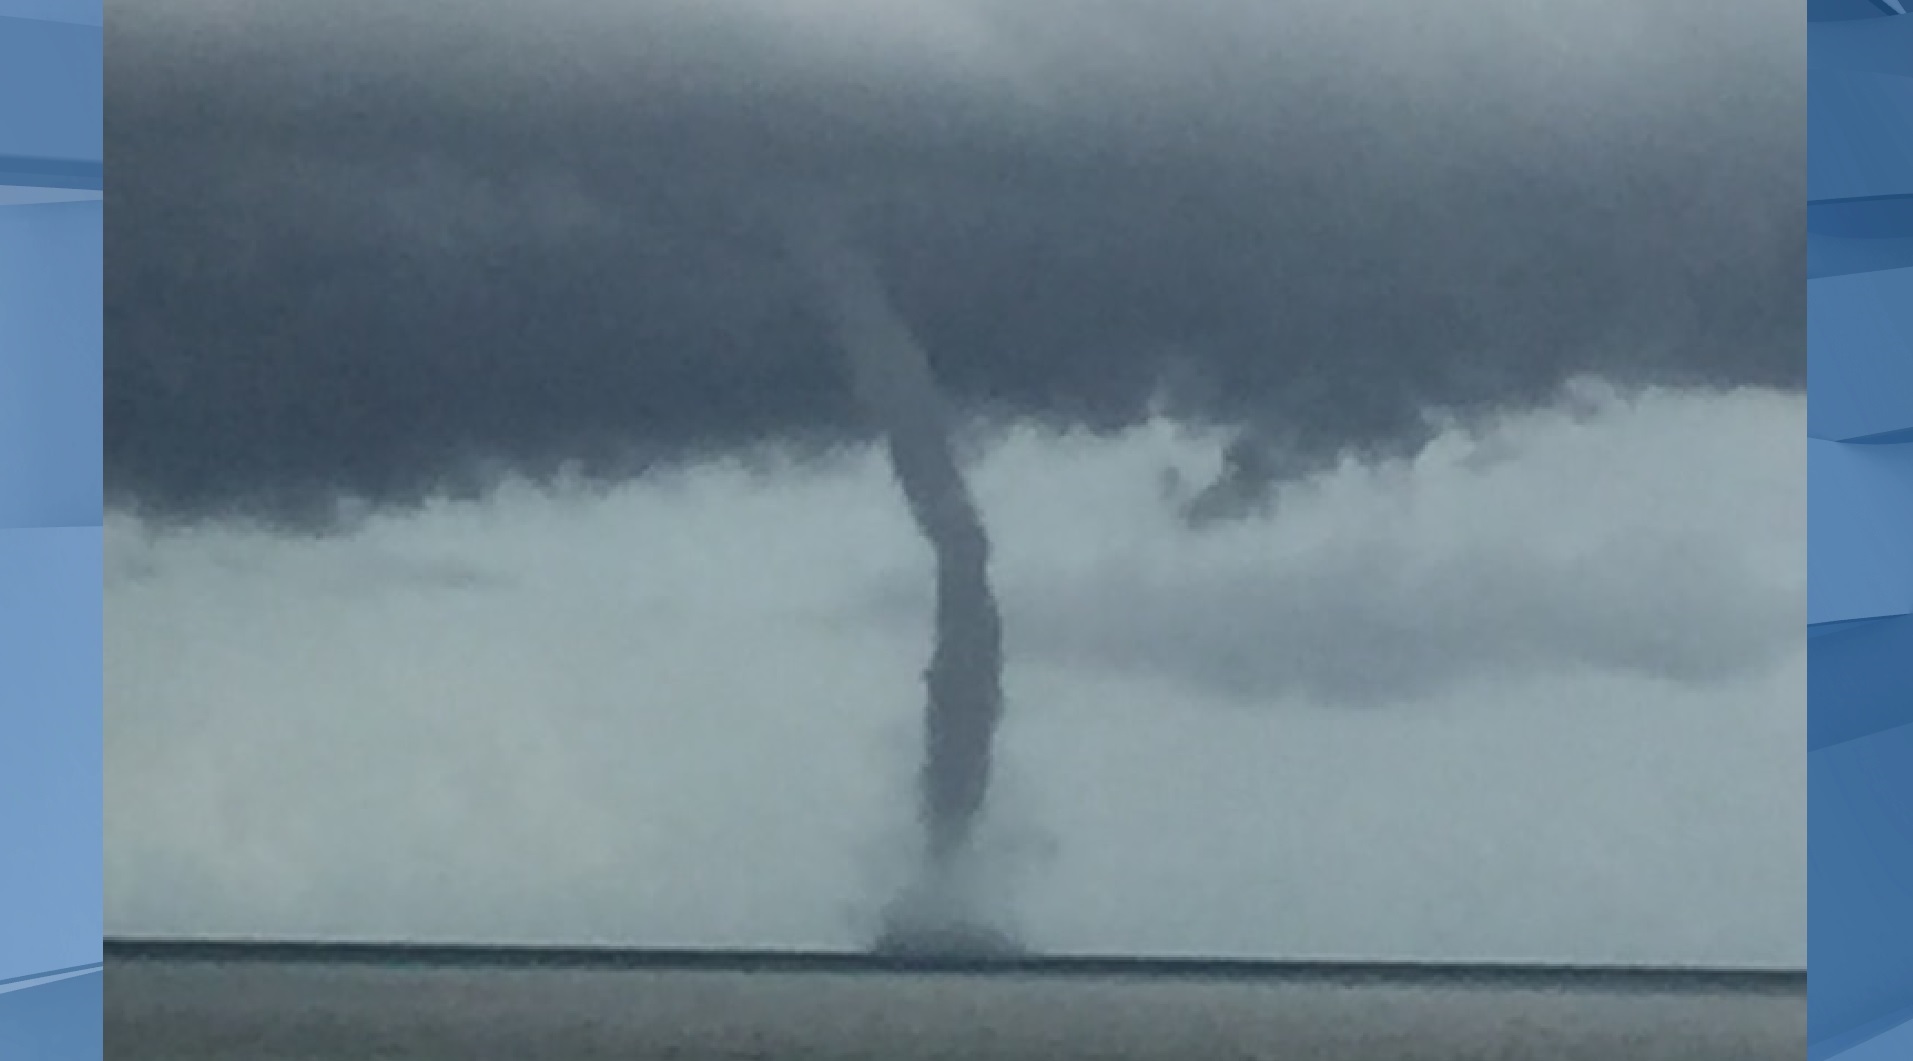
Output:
[106, 386, 1803, 964]
[960, 384, 1803, 706]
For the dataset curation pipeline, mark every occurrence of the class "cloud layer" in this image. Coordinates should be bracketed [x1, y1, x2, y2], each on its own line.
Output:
[107, 0, 1802, 521]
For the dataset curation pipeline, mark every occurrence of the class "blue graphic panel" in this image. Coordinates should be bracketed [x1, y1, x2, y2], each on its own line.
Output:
[0, 8, 102, 1060]
[0, 14, 100, 184]
[1809, 5, 1913, 1057]
[0, 527, 103, 981]
[1808, 268, 1913, 441]
[0, 201, 102, 529]
[1808, 439, 1913, 624]
[0, 971, 101, 1061]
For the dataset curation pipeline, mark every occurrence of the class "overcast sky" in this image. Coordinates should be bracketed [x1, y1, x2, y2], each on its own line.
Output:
[106, 0, 1803, 964]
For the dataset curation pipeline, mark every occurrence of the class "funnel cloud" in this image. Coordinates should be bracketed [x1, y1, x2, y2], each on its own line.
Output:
[783, 207, 1014, 951]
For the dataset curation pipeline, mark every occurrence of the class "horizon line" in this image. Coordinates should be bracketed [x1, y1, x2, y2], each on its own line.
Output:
[104, 937, 1805, 992]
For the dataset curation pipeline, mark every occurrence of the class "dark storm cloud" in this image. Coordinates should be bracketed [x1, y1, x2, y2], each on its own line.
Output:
[107, 0, 1803, 523]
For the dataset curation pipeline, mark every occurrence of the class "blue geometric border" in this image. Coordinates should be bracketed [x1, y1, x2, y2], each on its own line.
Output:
[0, 2, 103, 1060]
[1809, 1, 1913, 1057]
